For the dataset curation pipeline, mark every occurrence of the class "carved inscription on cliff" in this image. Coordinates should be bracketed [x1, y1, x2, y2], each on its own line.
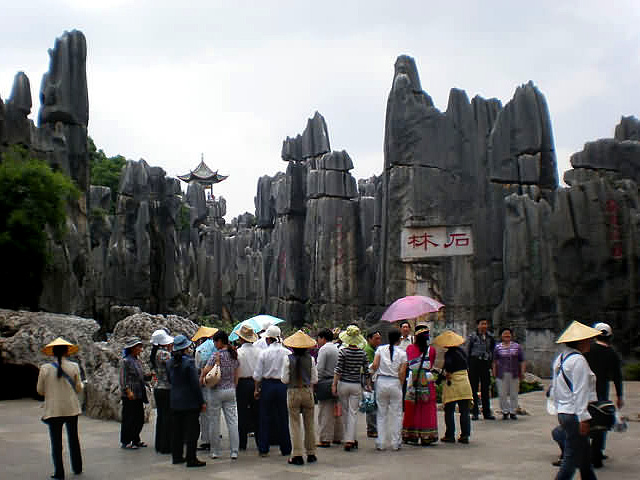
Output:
[401, 226, 473, 260]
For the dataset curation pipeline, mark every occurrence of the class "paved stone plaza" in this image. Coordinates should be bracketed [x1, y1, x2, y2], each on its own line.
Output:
[1, 384, 638, 479]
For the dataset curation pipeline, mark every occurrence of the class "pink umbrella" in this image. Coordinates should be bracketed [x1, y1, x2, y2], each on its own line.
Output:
[380, 295, 444, 322]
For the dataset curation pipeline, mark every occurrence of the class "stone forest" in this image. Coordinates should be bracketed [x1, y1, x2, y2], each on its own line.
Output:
[1, 30, 639, 418]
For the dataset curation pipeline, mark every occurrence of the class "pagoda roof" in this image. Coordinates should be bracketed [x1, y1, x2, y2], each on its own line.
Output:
[178, 160, 228, 185]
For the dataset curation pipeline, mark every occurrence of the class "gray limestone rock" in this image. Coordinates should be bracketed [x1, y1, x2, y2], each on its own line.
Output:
[614, 115, 640, 141]
[570, 139, 640, 184]
[317, 150, 354, 171]
[273, 162, 306, 215]
[281, 112, 331, 161]
[255, 174, 278, 227]
[488, 81, 557, 188]
[38, 30, 89, 127]
[8, 72, 32, 115]
[3, 72, 33, 146]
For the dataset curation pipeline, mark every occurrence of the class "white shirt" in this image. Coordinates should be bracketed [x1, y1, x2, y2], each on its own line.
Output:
[254, 337, 268, 350]
[398, 336, 413, 352]
[281, 355, 318, 385]
[375, 344, 408, 378]
[237, 343, 261, 379]
[253, 342, 291, 381]
[551, 347, 597, 422]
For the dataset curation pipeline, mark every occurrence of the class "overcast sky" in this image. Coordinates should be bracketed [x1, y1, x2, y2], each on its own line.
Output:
[2, 1, 639, 218]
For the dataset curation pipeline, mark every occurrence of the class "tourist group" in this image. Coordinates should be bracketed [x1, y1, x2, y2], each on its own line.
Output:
[36, 316, 622, 479]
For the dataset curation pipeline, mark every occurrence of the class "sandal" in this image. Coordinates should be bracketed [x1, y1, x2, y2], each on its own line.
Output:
[122, 442, 139, 449]
[134, 441, 148, 448]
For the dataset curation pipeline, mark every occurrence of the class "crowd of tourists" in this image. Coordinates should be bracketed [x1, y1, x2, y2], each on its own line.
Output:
[35, 317, 623, 479]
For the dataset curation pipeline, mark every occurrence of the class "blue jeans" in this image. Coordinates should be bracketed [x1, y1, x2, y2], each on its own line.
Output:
[556, 414, 596, 480]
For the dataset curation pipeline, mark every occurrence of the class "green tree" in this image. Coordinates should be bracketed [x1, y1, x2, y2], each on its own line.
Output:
[0, 146, 79, 310]
[88, 136, 126, 212]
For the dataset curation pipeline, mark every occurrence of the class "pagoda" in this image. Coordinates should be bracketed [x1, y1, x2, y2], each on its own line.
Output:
[178, 154, 228, 200]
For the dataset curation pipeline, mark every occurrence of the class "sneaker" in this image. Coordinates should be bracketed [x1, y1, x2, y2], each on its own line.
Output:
[307, 454, 317, 463]
[510, 414, 518, 420]
[502, 414, 509, 420]
[231, 453, 238, 460]
[288, 456, 304, 465]
[210, 453, 219, 459]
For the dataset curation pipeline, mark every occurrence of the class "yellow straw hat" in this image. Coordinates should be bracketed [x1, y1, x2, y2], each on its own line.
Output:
[339, 325, 366, 348]
[556, 321, 602, 344]
[192, 326, 219, 342]
[432, 330, 465, 348]
[283, 330, 317, 349]
[42, 337, 79, 356]
[237, 324, 259, 343]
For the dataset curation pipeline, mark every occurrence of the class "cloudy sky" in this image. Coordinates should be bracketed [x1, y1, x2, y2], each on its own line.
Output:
[2, 1, 639, 218]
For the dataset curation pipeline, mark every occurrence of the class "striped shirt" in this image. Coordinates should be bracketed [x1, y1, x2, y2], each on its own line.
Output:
[334, 347, 368, 384]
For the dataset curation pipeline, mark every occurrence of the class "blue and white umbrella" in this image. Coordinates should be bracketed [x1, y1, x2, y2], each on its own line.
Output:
[229, 314, 284, 341]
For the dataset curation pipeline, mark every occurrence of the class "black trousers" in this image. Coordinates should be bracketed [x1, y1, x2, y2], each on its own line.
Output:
[45, 415, 82, 478]
[171, 409, 201, 463]
[468, 358, 492, 416]
[236, 378, 259, 450]
[444, 400, 471, 439]
[120, 398, 144, 446]
[257, 379, 291, 455]
[154, 389, 172, 454]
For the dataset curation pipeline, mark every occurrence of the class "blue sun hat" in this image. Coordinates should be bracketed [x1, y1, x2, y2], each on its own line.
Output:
[173, 334, 192, 351]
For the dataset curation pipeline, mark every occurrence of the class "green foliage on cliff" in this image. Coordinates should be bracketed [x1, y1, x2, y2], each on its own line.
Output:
[89, 137, 126, 212]
[0, 145, 79, 310]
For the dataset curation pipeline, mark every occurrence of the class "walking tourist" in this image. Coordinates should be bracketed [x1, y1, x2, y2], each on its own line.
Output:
[150, 328, 174, 454]
[493, 327, 525, 420]
[167, 334, 206, 468]
[37, 338, 84, 479]
[371, 329, 407, 451]
[235, 324, 261, 451]
[201, 330, 240, 460]
[119, 336, 149, 449]
[550, 320, 600, 480]
[253, 325, 292, 457]
[281, 330, 318, 465]
[332, 325, 369, 451]
[585, 322, 624, 468]
[316, 328, 343, 448]
[467, 318, 496, 420]
[402, 324, 438, 445]
[437, 330, 472, 444]
[364, 330, 381, 438]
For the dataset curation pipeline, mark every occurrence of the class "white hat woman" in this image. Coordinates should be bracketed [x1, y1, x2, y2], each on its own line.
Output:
[150, 329, 174, 454]
[37, 337, 83, 479]
[332, 325, 369, 451]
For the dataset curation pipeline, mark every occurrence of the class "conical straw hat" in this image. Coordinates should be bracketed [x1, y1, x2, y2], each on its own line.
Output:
[283, 330, 316, 349]
[42, 337, 79, 356]
[556, 321, 602, 344]
[432, 330, 465, 348]
[192, 326, 219, 342]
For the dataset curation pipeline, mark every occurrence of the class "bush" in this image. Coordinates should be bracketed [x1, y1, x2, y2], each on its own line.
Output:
[88, 137, 126, 213]
[0, 145, 79, 309]
[623, 362, 640, 381]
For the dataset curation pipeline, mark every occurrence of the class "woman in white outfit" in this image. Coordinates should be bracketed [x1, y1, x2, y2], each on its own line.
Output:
[371, 329, 407, 451]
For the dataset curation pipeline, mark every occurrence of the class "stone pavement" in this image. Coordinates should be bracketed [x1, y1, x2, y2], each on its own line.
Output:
[1, 383, 639, 479]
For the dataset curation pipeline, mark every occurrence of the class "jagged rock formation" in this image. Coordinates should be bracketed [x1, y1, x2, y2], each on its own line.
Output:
[3, 33, 640, 373]
[380, 55, 558, 339]
[0, 309, 197, 420]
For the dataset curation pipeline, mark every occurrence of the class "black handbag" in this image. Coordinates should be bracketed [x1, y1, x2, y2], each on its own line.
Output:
[588, 400, 616, 431]
[316, 379, 335, 401]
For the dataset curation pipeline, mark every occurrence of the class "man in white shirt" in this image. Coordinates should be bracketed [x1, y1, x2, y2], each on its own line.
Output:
[316, 328, 343, 447]
[235, 325, 261, 451]
[253, 325, 292, 457]
[551, 321, 600, 480]
[398, 322, 413, 352]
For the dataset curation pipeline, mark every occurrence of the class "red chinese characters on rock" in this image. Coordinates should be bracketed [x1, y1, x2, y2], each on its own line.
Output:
[406, 231, 471, 251]
[606, 199, 623, 260]
[407, 233, 439, 250]
[444, 233, 470, 248]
